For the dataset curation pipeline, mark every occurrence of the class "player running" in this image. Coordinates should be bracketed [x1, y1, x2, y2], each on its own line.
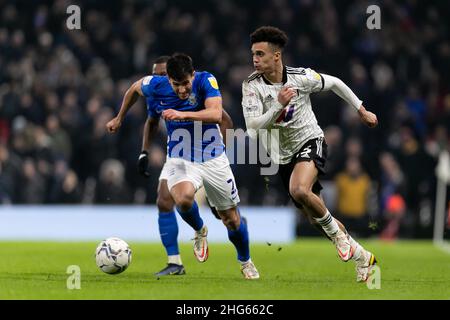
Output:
[138, 56, 235, 276]
[107, 53, 259, 279]
[242, 26, 378, 282]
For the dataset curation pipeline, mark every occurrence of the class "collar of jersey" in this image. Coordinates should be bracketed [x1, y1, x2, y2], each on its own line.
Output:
[261, 65, 288, 86]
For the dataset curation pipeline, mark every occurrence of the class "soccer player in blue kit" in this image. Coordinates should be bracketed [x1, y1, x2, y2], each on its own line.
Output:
[107, 53, 259, 279]
[138, 56, 237, 277]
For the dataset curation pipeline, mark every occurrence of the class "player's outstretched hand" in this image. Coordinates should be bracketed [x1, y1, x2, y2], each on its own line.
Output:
[278, 86, 297, 107]
[137, 151, 150, 177]
[106, 117, 122, 133]
[358, 105, 378, 128]
[162, 109, 184, 121]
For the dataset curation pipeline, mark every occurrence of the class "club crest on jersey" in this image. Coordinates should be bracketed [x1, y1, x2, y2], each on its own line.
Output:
[188, 93, 197, 105]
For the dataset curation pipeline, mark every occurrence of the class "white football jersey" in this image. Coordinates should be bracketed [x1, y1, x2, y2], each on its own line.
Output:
[242, 66, 325, 165]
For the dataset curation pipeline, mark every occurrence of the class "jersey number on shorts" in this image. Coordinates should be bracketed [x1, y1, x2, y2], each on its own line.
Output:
[275, 104, 295, 123]
[227, 178, 238, 200]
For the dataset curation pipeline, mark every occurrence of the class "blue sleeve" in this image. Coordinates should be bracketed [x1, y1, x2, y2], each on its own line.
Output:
[146, 98, 160, 120]
[202, 72, 221, 99]
[141, 75, 157, 98]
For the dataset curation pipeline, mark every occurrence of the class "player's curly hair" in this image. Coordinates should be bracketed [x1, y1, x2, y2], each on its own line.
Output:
[167, 53, 194, 81]
[250, 26, 289, 50]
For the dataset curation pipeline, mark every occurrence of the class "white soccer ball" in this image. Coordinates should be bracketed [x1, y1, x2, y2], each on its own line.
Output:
[95, 237, 132, 274]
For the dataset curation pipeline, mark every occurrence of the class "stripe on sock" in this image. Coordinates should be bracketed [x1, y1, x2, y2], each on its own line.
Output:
[318, 215, 333, 226]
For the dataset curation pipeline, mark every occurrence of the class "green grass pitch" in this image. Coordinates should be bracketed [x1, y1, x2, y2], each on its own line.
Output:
[1, 240, 449, 299]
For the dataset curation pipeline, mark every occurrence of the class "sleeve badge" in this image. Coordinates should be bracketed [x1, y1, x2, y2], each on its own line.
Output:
[208, 77, 219, 89]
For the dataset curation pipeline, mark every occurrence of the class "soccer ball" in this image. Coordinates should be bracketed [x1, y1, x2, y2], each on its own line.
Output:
[95, 237, 132, 274]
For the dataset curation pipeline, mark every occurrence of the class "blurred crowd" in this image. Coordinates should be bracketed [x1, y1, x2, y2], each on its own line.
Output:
[0, 0, 449, 238]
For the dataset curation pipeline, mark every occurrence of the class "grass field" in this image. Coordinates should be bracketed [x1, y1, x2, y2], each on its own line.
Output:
[1, 239, 449, 300]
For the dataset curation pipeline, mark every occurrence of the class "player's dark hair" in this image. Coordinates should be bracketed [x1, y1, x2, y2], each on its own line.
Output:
[250, 26, 289, 50]
[154, 55, 170, 64]
[166, 53, 194, 81]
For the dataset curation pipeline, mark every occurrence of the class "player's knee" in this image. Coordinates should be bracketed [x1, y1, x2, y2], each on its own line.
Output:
[290, 185, 310, 204]
[175, 194, 195, 212]
[221, 212, 240, 230]
[156, 195, 174, 212]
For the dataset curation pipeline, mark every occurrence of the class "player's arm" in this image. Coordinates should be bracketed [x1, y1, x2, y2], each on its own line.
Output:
[163, 96, 223, 123]
[219, 109, 233, 146]
[142, 116, 159, 152]
[320, 74, 378, 128]
[138, 116, 159, 177]
[163, 74, 223, 123]
[242, 81, 287, 137]
[106, 78, 145, 133]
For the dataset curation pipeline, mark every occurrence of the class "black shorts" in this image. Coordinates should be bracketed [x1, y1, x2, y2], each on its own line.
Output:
[279, 137, 328, 209]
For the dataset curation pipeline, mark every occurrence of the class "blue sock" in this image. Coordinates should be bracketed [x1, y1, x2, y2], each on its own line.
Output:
[158, 211, 179, 256]
[176, 201, 203, 231]
[228, 212, 250, 262]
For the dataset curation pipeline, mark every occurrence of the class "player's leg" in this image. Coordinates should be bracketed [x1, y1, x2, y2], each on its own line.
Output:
[302, 201, 371, 255]
[289, 160, 353, 261]
[205, 194, 221, 220]
[154, 178, 185, 276]
[170, 180, 209, 262]
[165, 158, 208, 262]
[217, 207, 248, 261]
[170, 181, 204, 231]
[206, 194, 248, 224]
[201, 153, 259, 279]
[309, 195, 376, 281]
[296, 183, 376, 281]
[297, 195, 347, 239]
[216, 206, 259, 279]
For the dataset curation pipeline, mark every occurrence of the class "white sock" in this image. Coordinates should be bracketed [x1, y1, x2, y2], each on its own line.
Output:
[347, 234, 364, 261]
[239, 258, 251, 265]
[313, 210, 340, 238]
[168, 255, 182, 265]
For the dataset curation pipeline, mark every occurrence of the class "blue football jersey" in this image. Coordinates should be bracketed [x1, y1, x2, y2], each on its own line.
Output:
[142, 71, 224, 162]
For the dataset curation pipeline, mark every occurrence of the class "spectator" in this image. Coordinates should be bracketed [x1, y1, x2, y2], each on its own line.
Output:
[378, 152, 407, 238]
[45, 114, 72, 161]
[335, 157, 372, 237]
[19, 158, 46, 203]
[51, 169, 83, 204]
[95, 158, 131, 204]
[0, 143, 21, 203]
[323, 125, 345, 179]
[394, 126, 436, 236]
[380, 194, 406, 241]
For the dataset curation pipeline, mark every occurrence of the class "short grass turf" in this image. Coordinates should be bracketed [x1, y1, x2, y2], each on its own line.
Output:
[1, 240, 449, 300]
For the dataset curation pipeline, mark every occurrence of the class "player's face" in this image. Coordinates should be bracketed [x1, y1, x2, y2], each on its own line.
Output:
[251, 42, 279, 74]
[169, 73, 195, 99]
[152, 63, 167, 76]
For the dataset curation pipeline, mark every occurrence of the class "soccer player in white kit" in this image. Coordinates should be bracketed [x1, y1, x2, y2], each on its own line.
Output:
[242, 26, 378, 282]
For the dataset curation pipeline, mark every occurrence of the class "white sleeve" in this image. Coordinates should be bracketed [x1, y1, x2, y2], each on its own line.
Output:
[321, 74, 363, 111]
[242, 81, 284, 136]
[297, 68, 324, 93]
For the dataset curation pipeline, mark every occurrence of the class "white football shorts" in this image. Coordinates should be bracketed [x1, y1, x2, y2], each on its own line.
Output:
[163, 153, 240, 211]
[158, 161, 171, 181]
